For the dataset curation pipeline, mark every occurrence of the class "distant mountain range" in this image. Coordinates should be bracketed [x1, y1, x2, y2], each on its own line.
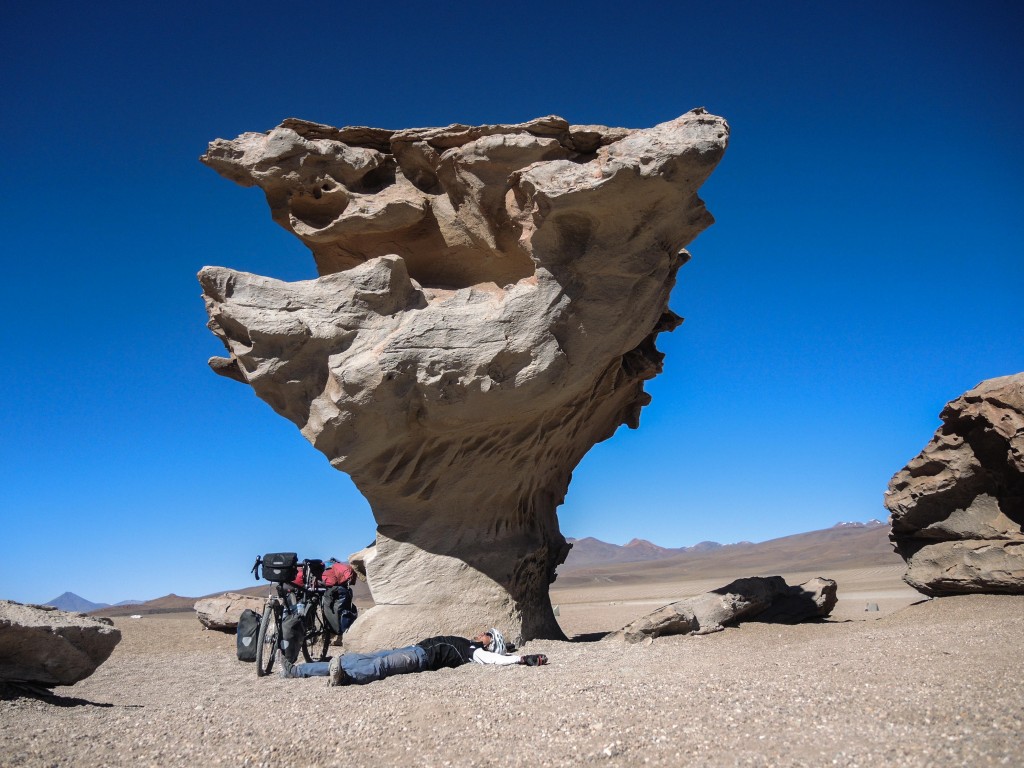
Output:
[564, 536, 733, 566]
[40, 520, 891, 616]
[86, 580, 375, 617]
[564, 520, 887, 568]
[44, 592, 144, 613]
[556, 520, 895, 588]
[84, 594, 213, 617]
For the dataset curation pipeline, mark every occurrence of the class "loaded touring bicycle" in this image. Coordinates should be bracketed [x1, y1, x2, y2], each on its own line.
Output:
[250, 553, 356, 677]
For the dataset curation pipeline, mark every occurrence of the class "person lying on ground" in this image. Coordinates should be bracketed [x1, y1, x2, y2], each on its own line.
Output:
[277, 628, 548, 686]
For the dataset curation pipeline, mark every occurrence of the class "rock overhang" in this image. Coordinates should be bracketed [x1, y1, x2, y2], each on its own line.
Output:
[201, 110, 728, 293]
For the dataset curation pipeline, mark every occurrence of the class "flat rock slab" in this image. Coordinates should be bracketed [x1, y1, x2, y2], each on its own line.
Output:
[606, 576, 838, 643]
[0, 600, 121, 687]
[194, 593, 267, 632]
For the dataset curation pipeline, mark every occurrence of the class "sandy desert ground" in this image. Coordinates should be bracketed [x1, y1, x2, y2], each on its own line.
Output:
[2, 564, 1022, 767]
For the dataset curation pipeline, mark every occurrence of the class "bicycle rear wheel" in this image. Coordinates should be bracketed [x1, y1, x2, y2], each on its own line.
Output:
[301, 604, 332, 662]
[255, 602, 280, 677]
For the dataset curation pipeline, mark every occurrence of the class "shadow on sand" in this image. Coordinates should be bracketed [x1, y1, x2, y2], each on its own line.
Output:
[568, 632, 611, 643]
[0, 682, 137, 709]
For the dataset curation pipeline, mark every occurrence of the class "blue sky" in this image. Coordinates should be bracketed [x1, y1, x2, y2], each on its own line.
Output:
[2, 2, 1021, 605]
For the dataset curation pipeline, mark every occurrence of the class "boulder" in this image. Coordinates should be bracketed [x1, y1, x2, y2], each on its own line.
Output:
[0, 600, 121, 687]
[193, 593, 267, 631]
[885, 374, 1024, 595]
[199, 110, 729, 650]
[607, 576, 838, 643]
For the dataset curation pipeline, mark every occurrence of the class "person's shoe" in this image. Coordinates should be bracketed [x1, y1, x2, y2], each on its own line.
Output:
[277, 649, 296, 679]
[328, 654, 349, 686]
[520, 654, 548, 666]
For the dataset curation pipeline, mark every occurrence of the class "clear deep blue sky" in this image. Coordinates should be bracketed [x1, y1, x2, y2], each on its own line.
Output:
[2, 2, 1021, 604]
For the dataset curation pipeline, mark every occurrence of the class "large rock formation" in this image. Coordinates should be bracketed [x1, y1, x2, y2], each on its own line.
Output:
[194, 593, 266, 632]
[0, 600, 121, 687]
[606, 576, 838, 643]
[198, 110, 729, 649]
[885, 374, 1024, 595]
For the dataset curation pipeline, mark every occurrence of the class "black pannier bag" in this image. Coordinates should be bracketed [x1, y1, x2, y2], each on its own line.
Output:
[281, 613, 304, 663]
[324, 585, 358, 636]
[236, 608, 260, 662]
[261, 552, 298, 582]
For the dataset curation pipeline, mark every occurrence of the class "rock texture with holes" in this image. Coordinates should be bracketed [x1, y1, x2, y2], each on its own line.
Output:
[198, 110, 729, 650]
[885, 373, 1024, 595]
[0, 600, 121, 687]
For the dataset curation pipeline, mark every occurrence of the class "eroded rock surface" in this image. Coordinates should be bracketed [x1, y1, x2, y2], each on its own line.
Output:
[0, 600, 121, 687]
[606, 576, 838, 643]
[885, 374, 1024, 595]
[198, 111, 728, 650]
[194, 593, 266, 632]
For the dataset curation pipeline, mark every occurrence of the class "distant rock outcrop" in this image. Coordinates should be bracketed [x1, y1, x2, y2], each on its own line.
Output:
[0, 600, 121, 687]
[885, 374, 1024, 595]
[606, 576, 838, 643]
[199, 110, 728, 650]
[194, 593, 267, 632]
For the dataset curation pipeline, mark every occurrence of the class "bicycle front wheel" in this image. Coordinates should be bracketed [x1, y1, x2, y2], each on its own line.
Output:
[255, 602, 280, 677]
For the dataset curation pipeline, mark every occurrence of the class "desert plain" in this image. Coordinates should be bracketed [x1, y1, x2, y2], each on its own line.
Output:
[3, 531, 1023, 768]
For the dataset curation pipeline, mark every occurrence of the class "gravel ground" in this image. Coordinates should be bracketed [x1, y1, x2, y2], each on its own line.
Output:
[2, 590, 1021, 767]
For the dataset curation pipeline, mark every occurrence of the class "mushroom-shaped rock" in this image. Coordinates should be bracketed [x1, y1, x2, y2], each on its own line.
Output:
[194, 593, 267, 632]
[199, 111, 729, 650]
[0, 600, 121, 687]
[885, 373, 1024, 595]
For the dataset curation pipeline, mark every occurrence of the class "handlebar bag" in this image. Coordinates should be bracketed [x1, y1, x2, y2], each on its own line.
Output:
[262, 552, 299, 582]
